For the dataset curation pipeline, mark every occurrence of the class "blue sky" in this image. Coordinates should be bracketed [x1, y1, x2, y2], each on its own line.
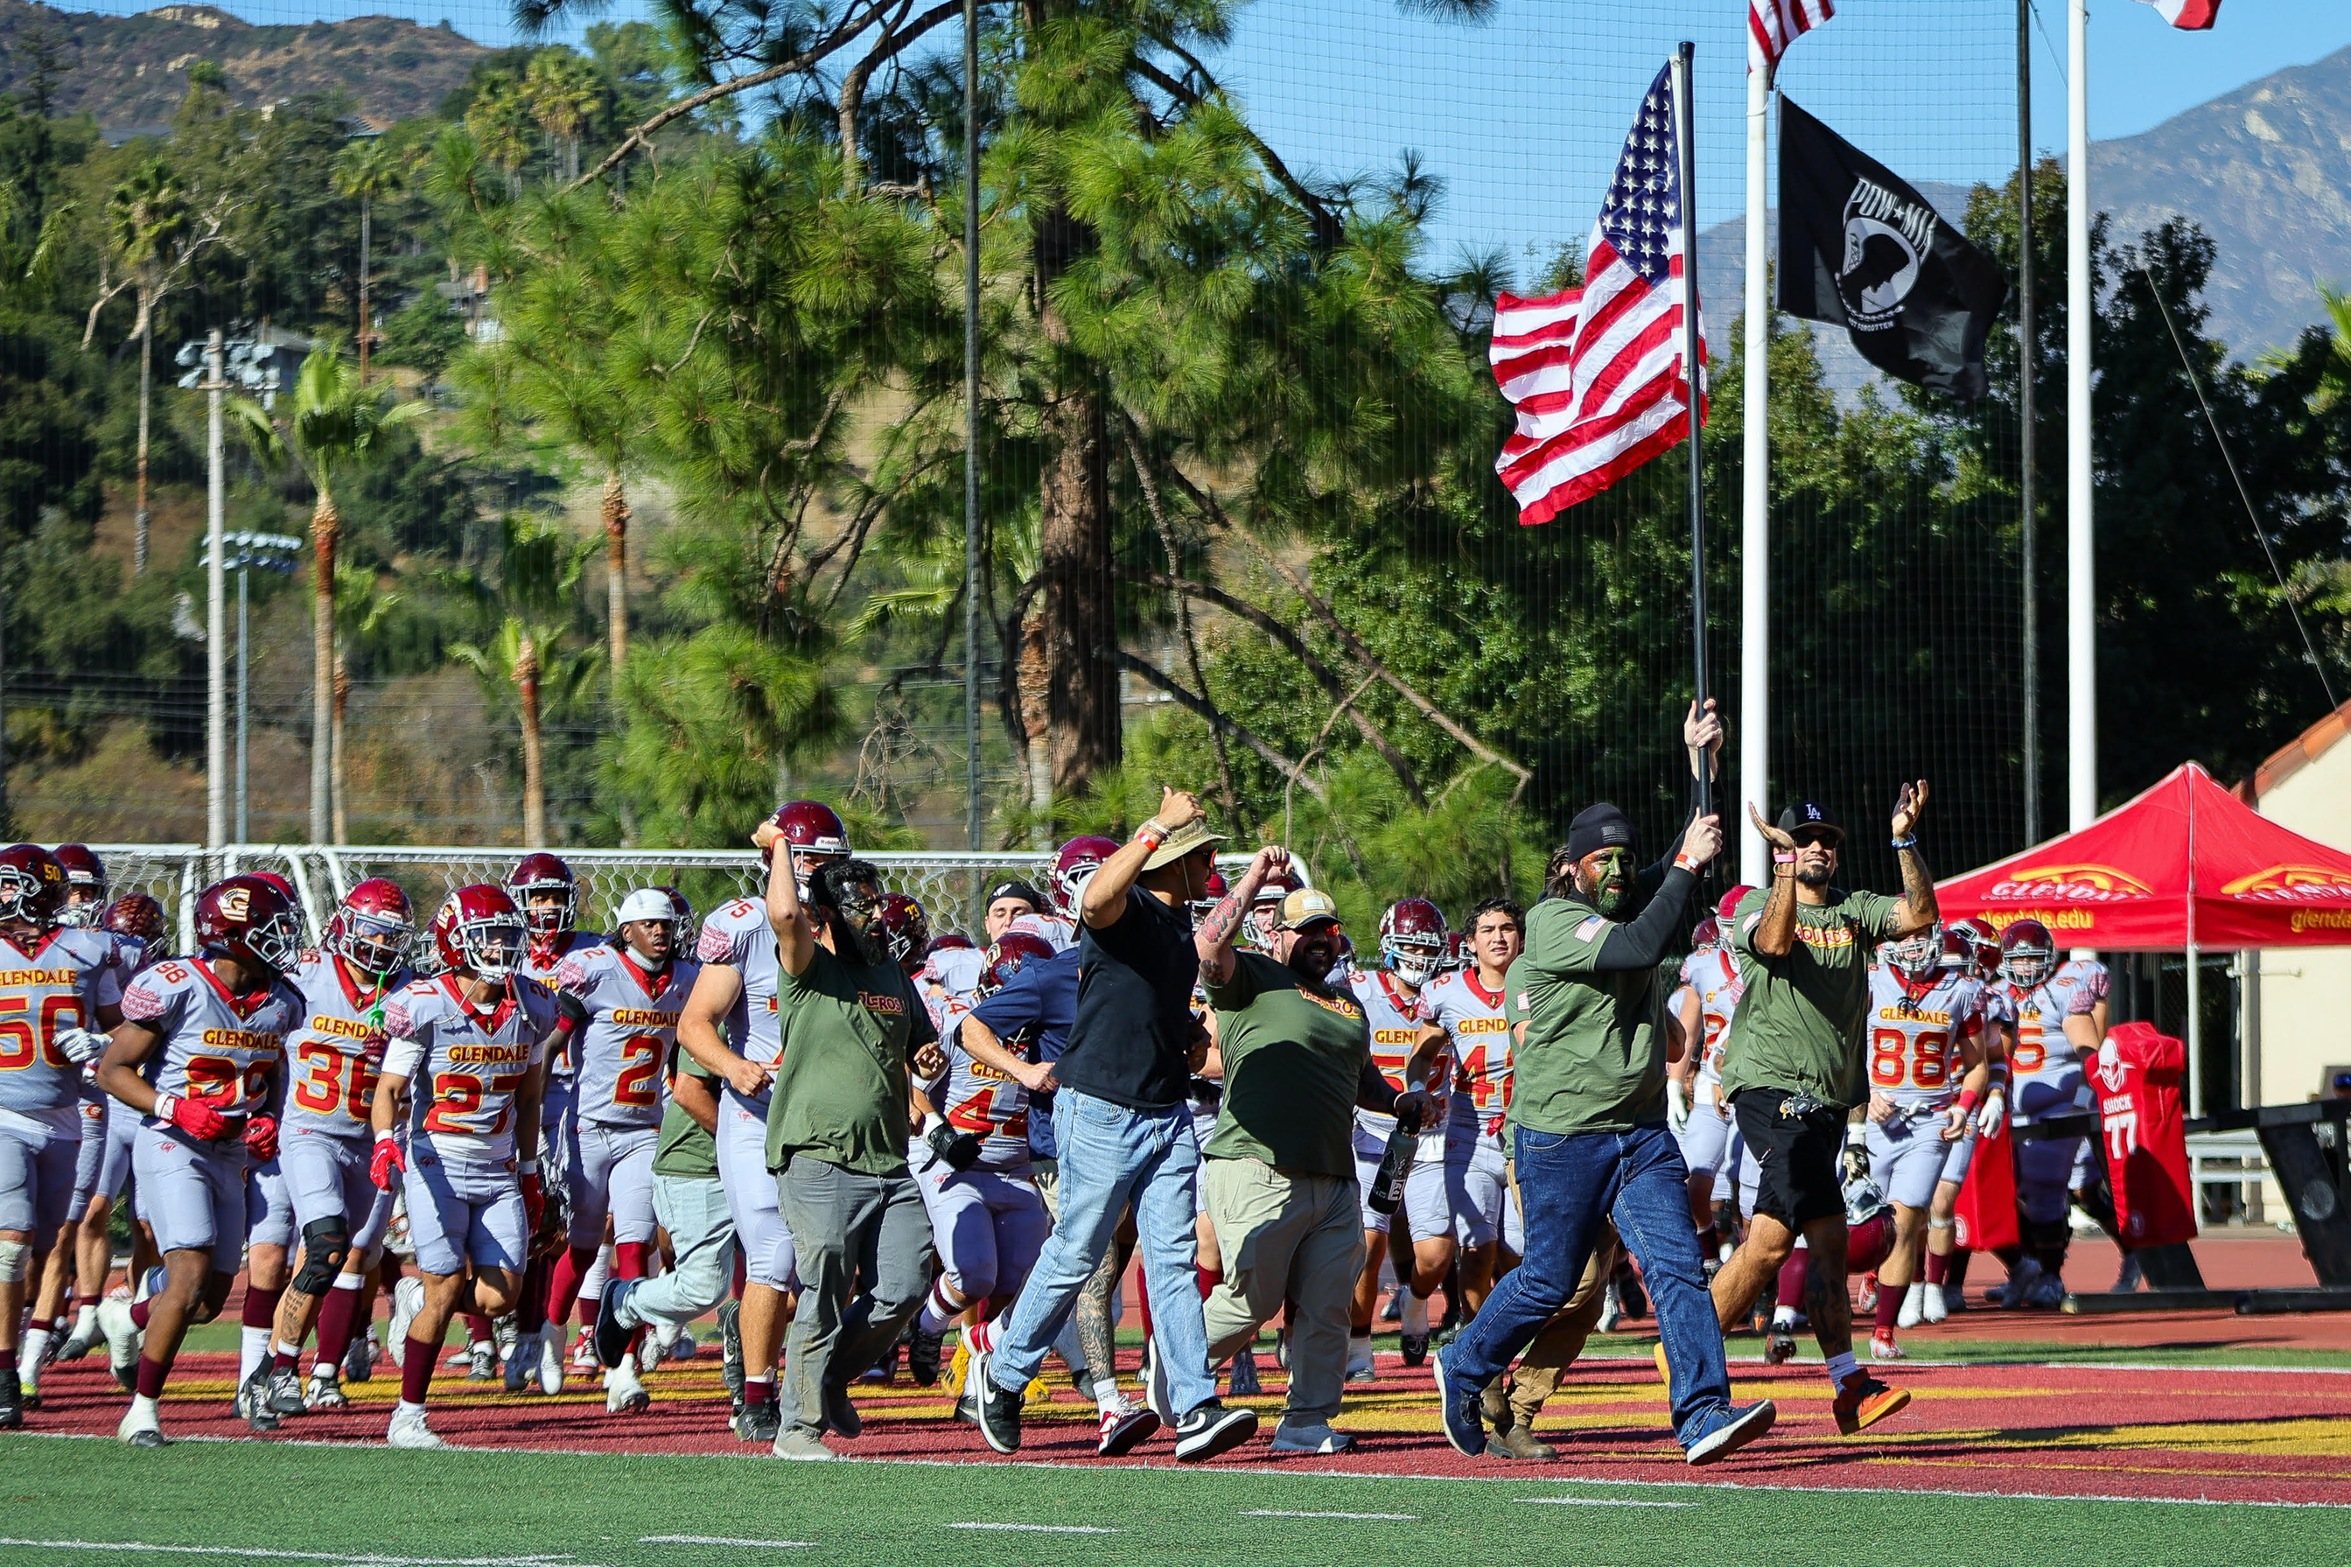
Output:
[101, 0, 2351, 279]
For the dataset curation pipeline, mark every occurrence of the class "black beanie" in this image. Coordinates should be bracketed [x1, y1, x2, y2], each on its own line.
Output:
[1564, 803, 1637, 863]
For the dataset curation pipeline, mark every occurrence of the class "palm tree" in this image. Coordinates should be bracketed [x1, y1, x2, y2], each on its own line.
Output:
[231, 344, 423, 844]
[465, 77, 535, 198]
[331, 137, 408, 386]
[2312, 285, 2351, 417]
[450, 515, 594, 845]
[522, 51, 606, 184]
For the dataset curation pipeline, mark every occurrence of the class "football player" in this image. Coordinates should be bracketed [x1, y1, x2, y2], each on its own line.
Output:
[1857, 928, 1995, 1358]
[1417, 896, 1523, 1319]
[1670, 889, 1750, 1266]
[52, 845, 107, 928]
[1988, 919, 2103, 1307]
[51, 894, 167, 1369]
[550, 887, 699, 1414]
[1347, 898, 1454, 1373]
[262, 879, 415, 1414]
[0, 846, 120, 1424]
[1917, 916, 2009, 1318]
[95, 875, 305, 1446]
[981, 881, 1046, 944]
[677, 805, 835, 1443]
[370, 884, 561, 1448]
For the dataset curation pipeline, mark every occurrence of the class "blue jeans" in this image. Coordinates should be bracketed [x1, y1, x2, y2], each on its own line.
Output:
[987, 1090, 1212, 1415]
[1447, 1121, 1731, 1446]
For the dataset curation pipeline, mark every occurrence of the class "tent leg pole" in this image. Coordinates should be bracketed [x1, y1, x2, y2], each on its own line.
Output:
[2185, 942, 2202, 1122]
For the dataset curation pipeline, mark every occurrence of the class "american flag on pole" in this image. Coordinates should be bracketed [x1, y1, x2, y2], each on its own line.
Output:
[1749, 0, 1832, 73]
[2135, 0, 2221, 29]
[1490, 65, 1705, 527]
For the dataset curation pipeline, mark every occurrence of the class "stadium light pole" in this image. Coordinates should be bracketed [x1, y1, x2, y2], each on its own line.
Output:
[205, 328, 228, 855]
[2066, 0, 2095, 830]
[2018, 0, 2040, 849]
[1739, 41, 1772, 885]
[962, 0, 983, 855]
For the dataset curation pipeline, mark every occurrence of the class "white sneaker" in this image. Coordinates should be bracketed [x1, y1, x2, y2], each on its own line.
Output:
[604, 1359, 650, 1414]
[387, 1277, 423, 1368]
[637, 1332, 663, 1377]
[1896, 1283, 1926, 1330]
[1344, 1336, 1377, 1384]
[96, 1297, 142, 1392]
[1269, 1418, 1357, 1455]
[386, 1405, 447, 1449]
[117, 1399, 167, 1447]
[1596, 1286, 1625, 1336]
[536, 1323, 566, 1395]
[1920, 1283, 1950, 1324]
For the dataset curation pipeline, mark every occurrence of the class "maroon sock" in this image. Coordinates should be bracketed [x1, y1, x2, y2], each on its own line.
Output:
[130, 1299, 152, 1332]
[1924, 1251, 1950, 1286]
[742, 1374, 776, 1408]
[516, 1255, 551, 1334]
[313, 1286, 362, 1370]
[1874, 1281, 1902, 1335]
[1196, 1265, 1220, 1301]
[273, 1347, 302, 1374]
[546, 1245, 595, 1327]
[242, 1284, 282, 1332]
[135, 1355, 169, 1399]
[1695, 1225, 1718, 1259]
[463, 1312, 495, 1345]
[401, 1337, 437, 1404]
[1776, 1251, 1809, 1312]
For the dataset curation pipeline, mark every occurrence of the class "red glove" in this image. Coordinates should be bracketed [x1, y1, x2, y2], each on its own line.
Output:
[521, 1165, 546, 1233]
[159, 1093, 229, 1141]
[370, 1134, 406, 1191]
[243, 1113, 279, 1163]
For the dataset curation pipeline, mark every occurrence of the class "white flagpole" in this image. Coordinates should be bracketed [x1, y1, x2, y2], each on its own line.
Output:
[2067, 0, 2096, 828]
[1740, 52, 1771, 885]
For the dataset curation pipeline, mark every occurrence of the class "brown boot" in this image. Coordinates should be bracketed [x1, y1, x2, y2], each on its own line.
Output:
[1491, 1424, 1558, 1462]
[1481, 1379, 1515, 1437]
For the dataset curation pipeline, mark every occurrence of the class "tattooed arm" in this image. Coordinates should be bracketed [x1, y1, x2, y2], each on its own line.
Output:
[1195, 844, 1289, 987]
[1889, 780, 1938, 938]
[1747, 802, 1800, 958]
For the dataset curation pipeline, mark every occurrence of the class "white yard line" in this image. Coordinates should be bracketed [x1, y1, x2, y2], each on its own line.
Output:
[1514, 1497, 1695, 1509]
[1238, 1510, 1417, 1520]
[944, 1522, 1121, 1534]
[0, 1541, 608, 1567]
[637, 1537, 812, 1550]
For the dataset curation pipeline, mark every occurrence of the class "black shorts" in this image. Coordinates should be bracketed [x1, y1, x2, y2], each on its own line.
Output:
[1730, 1087, 1848, 1230]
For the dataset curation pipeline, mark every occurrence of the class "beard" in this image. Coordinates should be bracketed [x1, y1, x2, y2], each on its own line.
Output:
[1796, 862, 1834, 889]
[1287, 938, 1335, 978]
[836, 915, 889, 966]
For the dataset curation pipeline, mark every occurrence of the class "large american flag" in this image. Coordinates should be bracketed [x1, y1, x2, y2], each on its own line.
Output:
[1491, 65, 1705, 527]
[1749, 0, 1833, 73]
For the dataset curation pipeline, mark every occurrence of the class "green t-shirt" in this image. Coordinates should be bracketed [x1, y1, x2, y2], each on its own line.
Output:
[1203, 951, 1370, 1180]
[1719, 886, 1903, 1108]
[654, 1052, 720, 1180]
[763, 943, 936, 1178]
[1503, 894, 1669, 1135]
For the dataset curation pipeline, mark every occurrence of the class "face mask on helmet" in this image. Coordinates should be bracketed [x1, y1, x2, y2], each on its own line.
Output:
[1886, 928, 1943, 987]
[336, 908, 414, 980]
[2001, 944, 2053, 988]
[459, 912, 526, 979]
[0, 852, 61, 931]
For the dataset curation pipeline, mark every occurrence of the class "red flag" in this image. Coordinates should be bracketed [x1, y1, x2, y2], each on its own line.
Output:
[2137, 0, 2222, 29]
[1749, 0, 1833, 73]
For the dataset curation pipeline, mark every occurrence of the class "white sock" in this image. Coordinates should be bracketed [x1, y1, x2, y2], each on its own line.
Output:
[73, 1303, 98, 1338]
[1092, 1373, 1123, 1413]
[395, 1398, 426, 1418]
[1824, 1349, 1859, 1387]
[274, 1338, 304, 1361]
[580, 1248, 611, 1308]
[129, 1393, 159, 1423]
[916, 1294, 960, 1337]
[1772, 1305, 1797, 1328]
[1402, 1290, 1431, 1335]
[1347, 1330, 1372, 1366]
[19, 1327, 51, 1381]
[239, 1325, 271, 1383]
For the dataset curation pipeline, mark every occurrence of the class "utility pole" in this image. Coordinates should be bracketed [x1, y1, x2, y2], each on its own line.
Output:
[2066, 0, 2096, 828]
[206, 329, 228, 852]
[2018, 0, 2041, 847]
[962, 0, 984, 854]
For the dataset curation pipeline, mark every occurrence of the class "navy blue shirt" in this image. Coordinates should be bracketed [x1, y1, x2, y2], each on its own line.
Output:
[965, 946, 1079, 1158]
[1062, 888, 1199, 1111]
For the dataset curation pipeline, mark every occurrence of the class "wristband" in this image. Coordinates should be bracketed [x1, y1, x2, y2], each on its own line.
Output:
[375, 1130, 396, 1146]
[1135, 820, 1167, 852]
[1772, 851, 1795, 865]
[155, 1093, 178, 1125]
[1956, 1088, 1981, 1114]
[1890, 835, 1918, 850]
[1673, 853, 1700, 872]
[518, 1159, 539, 1176]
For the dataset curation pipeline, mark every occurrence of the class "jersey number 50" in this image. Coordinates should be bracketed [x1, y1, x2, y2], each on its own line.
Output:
[0, 994, 81, 1071]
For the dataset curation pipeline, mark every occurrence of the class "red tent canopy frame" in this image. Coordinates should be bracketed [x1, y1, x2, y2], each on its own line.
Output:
[1937, 762, 2351, 950]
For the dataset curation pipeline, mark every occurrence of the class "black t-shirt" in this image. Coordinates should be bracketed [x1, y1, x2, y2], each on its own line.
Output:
[1059, 887, 1198, 1109]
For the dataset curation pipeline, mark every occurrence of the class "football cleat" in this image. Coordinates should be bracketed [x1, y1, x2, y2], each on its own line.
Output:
[595, 1280, 638, 1370]
[236, 1366, 282, 1434]
[503, 1332, 532, 1393]
[385, 1405, 447, 1449]
[1380, 1289, 1405, 1324]
[569, 1333, 600, 1376]
[604, 1359, 651, 1415]
[666, 1326, 698, 1363]
[1344, 1337, 1376, 1384]
[1856, 1272, 1880, 1315]
[1764, 1330, 1799, 1365]
[733, 1397, 782, 1444]
[1596, 1288, 1625, 1335]
[718, 1298, 744, 1399]
[267, 1365, 308, 1416]
[0, 1369, 21, 1429]
[54, 1328, 95, 1364]
[1920, 1283, 1951, 1323]
[1096, 1398, 1159, 1458]
[1227, 1348, 1262, 1398]
[1869, 1330, 1906, 1362]
[1400, 1332, 1430, 1368]
[637, 1333, 664, 1377]
[117, 1401, 168, 1448]
[536, 1323, 567, 1395]
[1897, 1283, 1927, 1329]
[1832, 1371, 1910, 1435]
[97, 1297, 142, 1391]
[305, 1368, 349, 1410]
[387, 1277, 423, 1369]
[906, 1325, 944, 1387]
[466, 1341, 497, 1380]
[344, 1332, 377, 1384]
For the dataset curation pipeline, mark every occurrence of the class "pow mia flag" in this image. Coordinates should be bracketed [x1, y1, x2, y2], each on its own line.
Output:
[1776, 97, 2007, 401]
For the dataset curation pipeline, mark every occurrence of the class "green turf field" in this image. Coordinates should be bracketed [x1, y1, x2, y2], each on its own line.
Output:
[7, 1437, 2342, 1567]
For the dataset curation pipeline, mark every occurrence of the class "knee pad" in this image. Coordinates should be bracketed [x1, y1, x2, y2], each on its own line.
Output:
[0, 1239, 26, 1283]
[294, 1218, 353, 1295]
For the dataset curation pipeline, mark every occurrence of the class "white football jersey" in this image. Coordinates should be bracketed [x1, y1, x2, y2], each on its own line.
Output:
[1864, 965, 1984, 1107]
[1349, 967, 1427, 1137]
[120, 956, 302, 1123]
[1677, 944, 1743, 1083]
[554, 944, 700, 1130]
[282, 950, 409, 1143]
[382, 974, 558, 1163]
[0, 927, 117, 1126]
[1419, 967, 1512, 1137]
[694, 900, 784, 1066]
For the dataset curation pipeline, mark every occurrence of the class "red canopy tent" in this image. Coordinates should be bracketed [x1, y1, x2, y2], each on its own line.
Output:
[1937, 762, 2351, 949]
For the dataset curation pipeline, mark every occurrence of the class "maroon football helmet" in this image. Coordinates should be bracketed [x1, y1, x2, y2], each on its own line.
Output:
[1050, 836, 1120, 916]
[1689, 916, 1720, 950]
[0, 844, 68, 930]
[193, 874, 304, 977]
[1952, 916, 2001, 982]
[328, 878, 416, 981]
[761, 801, 852, 881]
[1999, 918, 2056, 989]
[102, 891, 169, 946]
[975, 931, 1057, 999]
[1188, 869, 1230, 924]
[53, 844, 105, 927]
[875, 892, 932, 977]
[1715, 885, 1754, 925]
[1379, 898, 1448, 988]
[433, 884, 527, 980]
[506, 853, 577, 939]
[924, 932, 975, 961]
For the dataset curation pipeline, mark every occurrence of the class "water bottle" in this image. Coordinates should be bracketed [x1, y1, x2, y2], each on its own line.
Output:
[1366, 1097, 1422, 1215]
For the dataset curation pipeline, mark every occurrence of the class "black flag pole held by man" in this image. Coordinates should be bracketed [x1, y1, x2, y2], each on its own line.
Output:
[1776, 96, 2007, 401]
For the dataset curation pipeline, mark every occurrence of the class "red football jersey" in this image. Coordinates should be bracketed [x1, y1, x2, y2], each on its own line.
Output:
[2092, 1021, 2196, 1249]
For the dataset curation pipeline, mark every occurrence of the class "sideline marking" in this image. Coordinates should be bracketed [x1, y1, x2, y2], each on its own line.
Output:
[0, 1542, 606, 1567]
[1515, 1497, 1695, 1509]
[1240, 1510, 1417, 1520]
[946, 1523, 1121, 1534]
[639, 1537, 813, 1549]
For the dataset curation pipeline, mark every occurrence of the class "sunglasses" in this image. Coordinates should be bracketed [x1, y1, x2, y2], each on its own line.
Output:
[1791, 829, 1841, 849]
